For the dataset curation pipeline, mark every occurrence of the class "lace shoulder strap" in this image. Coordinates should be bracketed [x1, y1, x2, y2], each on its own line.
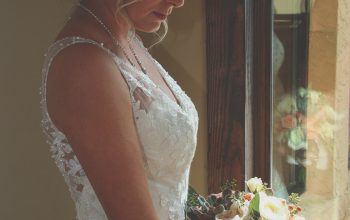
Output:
[41, 36, 118, 94]
[40, 36, 146, 135]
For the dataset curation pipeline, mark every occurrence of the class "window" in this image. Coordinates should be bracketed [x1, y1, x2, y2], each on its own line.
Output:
[207, 0, 350, 218]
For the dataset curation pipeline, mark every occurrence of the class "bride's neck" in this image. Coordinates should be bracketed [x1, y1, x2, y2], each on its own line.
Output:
[78, 0, 130, 41]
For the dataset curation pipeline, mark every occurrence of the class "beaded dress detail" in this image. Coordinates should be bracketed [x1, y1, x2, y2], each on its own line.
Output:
[40, 36, 198, 220]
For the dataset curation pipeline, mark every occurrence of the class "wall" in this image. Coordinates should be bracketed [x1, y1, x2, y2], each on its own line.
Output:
[274, 0, 305, 14]
[1, 0, 77, 219]
[301, 0, 350, 219]
[0, 1, 207, 219]
[334, 0, 350, 218]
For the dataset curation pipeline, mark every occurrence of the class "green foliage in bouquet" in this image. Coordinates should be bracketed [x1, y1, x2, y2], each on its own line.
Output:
[186, 178, 304, 220]
[247, 192, 260, 219]
[185, 179, 238, 220]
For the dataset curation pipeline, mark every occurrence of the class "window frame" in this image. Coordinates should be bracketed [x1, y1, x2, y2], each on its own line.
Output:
[206, 0, 273, 192]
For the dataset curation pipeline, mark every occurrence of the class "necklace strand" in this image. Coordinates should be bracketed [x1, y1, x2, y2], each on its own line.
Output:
[77, 3, 148, 75]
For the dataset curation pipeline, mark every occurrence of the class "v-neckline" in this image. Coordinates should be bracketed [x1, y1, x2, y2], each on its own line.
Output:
[130, 37, 184, 111]
[115, 56, 184, 111]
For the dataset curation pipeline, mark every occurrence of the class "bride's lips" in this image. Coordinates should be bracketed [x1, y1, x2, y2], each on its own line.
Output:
[153, 11, 168, 20]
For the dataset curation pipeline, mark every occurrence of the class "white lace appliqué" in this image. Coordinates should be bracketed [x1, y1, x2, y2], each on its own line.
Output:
[40, 36, 198, 220]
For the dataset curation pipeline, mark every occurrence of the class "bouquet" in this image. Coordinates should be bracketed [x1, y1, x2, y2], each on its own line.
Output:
[275, 87, 337, 150]
[186, 177, 305, 220]
[274, 87, 341, 169]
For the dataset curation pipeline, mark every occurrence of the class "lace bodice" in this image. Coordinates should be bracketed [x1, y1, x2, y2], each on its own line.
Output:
[40, 36, 198, 220]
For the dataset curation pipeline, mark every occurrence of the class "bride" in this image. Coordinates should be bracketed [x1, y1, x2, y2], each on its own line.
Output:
[40, 0, 198, 219]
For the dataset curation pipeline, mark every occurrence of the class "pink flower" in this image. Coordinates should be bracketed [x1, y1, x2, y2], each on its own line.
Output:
[288, 204, 296, 211]
[295, 112, 306, 125]
[243, 193, 254, 201]
[281, 115, 297, 129]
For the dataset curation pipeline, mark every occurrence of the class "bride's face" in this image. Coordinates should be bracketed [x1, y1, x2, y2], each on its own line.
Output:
[125, 0, 185, 32]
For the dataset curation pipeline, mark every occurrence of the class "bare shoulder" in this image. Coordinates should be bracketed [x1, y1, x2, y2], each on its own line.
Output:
[46, 42, 159, 219]
[46, 43, 130, 133]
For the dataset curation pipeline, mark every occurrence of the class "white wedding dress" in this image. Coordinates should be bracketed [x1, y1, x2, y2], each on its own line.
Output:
[40, 36, 198, 220]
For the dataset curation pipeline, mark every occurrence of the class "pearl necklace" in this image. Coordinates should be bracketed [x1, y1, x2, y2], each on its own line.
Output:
[78, 3, 148, 75]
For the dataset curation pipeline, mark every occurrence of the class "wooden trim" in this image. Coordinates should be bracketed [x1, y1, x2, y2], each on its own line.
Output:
[206, 0, 246, 193]
[244, 0, 255, 183]
[206, 0, 277, 191]
[252, 0, 272, 184]
[274, 13, 310, 88]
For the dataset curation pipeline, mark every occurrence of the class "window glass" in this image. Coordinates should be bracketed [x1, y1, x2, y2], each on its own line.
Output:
[271, 0, 350, 218]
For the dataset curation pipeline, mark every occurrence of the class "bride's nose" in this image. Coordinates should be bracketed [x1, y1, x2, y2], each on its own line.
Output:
[166, 0, 184, 8]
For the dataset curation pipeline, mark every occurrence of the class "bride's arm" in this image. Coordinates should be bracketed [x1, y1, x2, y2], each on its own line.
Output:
[46, 44, 159, 220]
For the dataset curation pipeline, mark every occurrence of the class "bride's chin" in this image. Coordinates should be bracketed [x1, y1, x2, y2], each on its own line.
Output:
[135, 22, 162, 33]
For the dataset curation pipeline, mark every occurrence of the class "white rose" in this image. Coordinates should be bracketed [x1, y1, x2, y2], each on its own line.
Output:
[259, 192, 289, 220]
[237, 205, 249, 217]
[242, 216, 254, 220]
[232, 215, 243, 220]
[292, 215, 305, 220]
[215, 211, 242, 220]
[276, 95, 297, 114]
[246, 177, 264, 193]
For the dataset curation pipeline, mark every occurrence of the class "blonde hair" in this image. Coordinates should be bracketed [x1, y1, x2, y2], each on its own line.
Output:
[116, 0, 168, 48]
